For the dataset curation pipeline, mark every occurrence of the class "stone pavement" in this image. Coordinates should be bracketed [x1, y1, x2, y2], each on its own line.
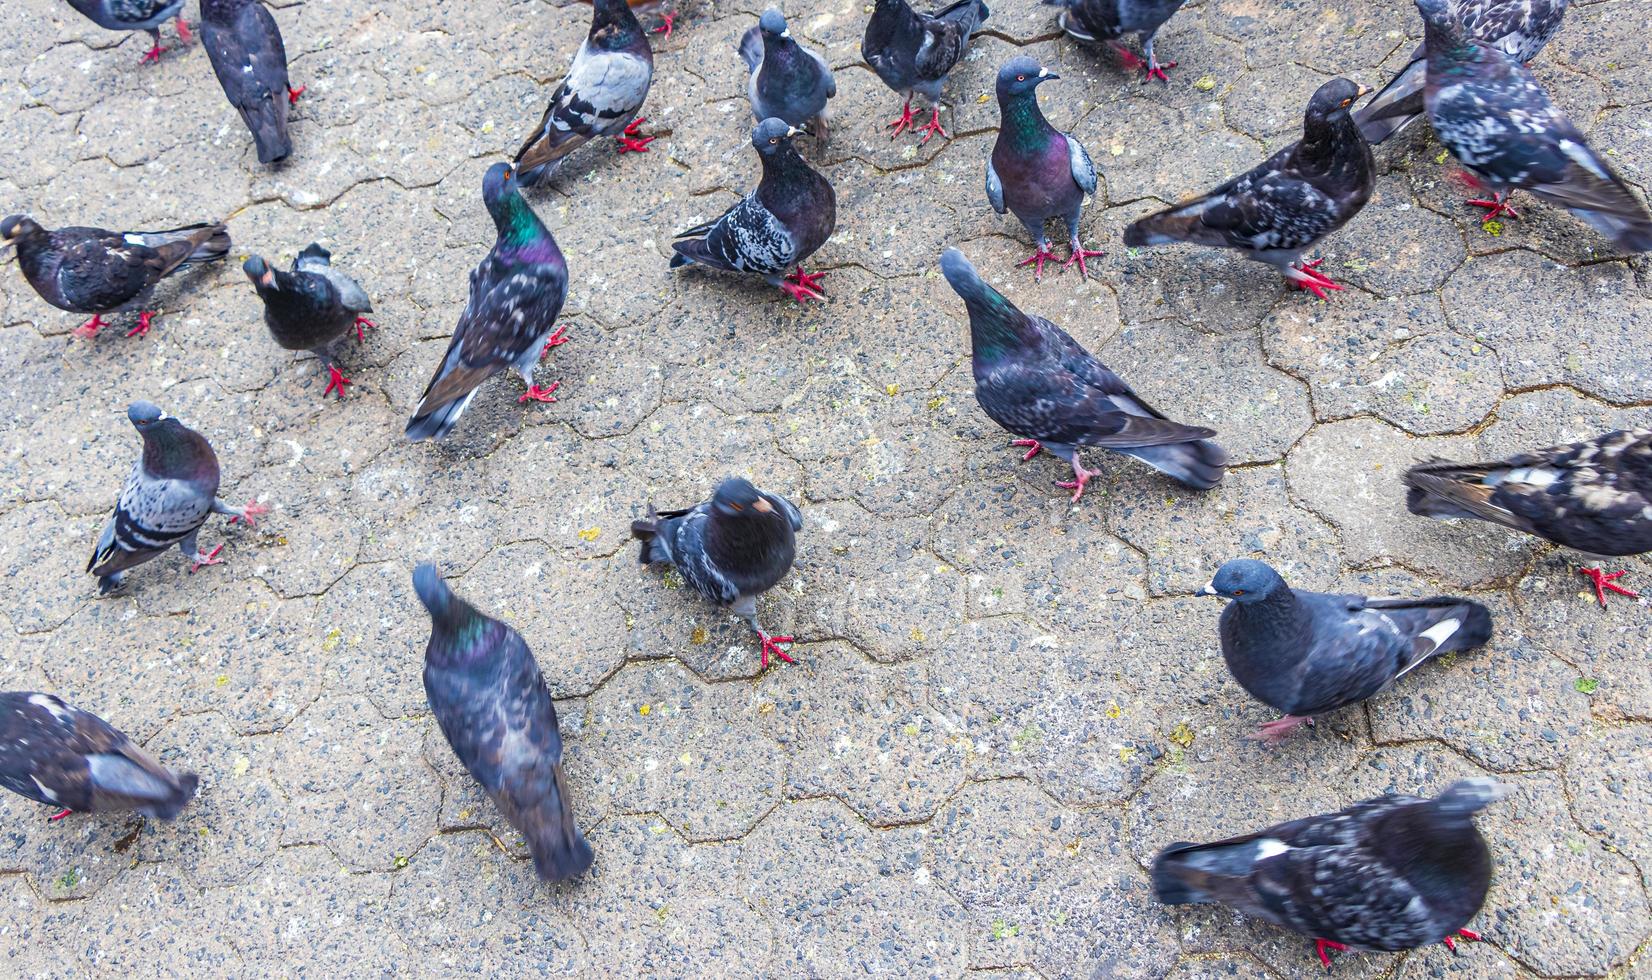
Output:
[1, 0, 1650, 975]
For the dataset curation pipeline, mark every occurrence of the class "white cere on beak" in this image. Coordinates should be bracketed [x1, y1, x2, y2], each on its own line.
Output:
[781, 28, 791, 37]
[1037, 67, 1050, 77]
[1198, 582, 1218, 596]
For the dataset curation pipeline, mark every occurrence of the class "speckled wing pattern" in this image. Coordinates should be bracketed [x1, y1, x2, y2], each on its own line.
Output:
[415, 260, 566, 414]
[676, 195, 797, 277]
[87, 462, 215, 576]
[515, 42, 652, 174]
[1456, 0, 1568, 61]
[105, 0, 179, 27]
[0, 692, 194, 817]
[658, 504, 743, 606]
[51, 229, 164, 312]
[914, 0, 984, 85]
[1181, 147, 1345, 252]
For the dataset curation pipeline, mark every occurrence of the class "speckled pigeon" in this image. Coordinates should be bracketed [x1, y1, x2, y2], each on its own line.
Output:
[669, 118, 836, 303]
[244, 244, 375, 400]
[1152, 779, 1501, 969]
[631, 478, 802, 668]
[1123, 78, 1375, 300]
[65, 0, 191, 63]
[1198, 558, 1492, 742]
[512, 0, 655, 187]
[88, 402, 267, 594]
[1041, 0, 1188, 82]
[405, 163, 569, 442]
[1405, 429, 1652, 607]
[201, 0, 303, 165]
[987, 58, 1104, 281]
[1357, 0, 1568, 145]
[862, 0, 990, 142]
[0, 215, 229, 338]
[940, 248, 1226, 501]
[415, 564, 595, 883]
[0, 692, 198, 822]
[1417, 0, 1652, 248]
[739, 8, 836, 137]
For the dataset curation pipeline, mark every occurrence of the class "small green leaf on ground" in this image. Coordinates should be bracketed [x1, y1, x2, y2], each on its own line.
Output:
[991, 920, 1019, 940]
[1574, 677, 1599, 694]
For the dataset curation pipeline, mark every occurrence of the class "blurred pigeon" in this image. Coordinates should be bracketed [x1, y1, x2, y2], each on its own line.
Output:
[0, 692, 198, 822]
[0, 215, 230, 338]
[65, 0, 191, 63]
[669, 118, 837, 303]
[940, 248, 1226, 501]
[243, 244, 376, 399]
[513, 0, 655, 187]
[201, 0, 304, 165]
[415, 564, 594, 883]
[1123, 78, 1375, 300]
[1417, 0, 1652, 248]
[862, 0, 990, 142]
[631, 478, 802, 668]
[1405, 429, 1652, 607]
[1357, 0, 1568, 144]
[1041, 0, 1188, 82]
[628, 0, 678, 38]
[739, 8, 836, 137]
[88, 402, 268, 594]
[406, 163, 569, 442]
[1199, 558, 1492, 742]
[987, 58, 1104, 281]
[1152, 779, 1502, 968]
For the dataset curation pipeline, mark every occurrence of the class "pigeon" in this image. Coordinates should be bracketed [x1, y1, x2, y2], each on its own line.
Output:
[1416, 0, 1652, 249]
[87, 401, 268, 595]
[940, 248, 1227, 501]
[200, 0, 304, 165]
[1404, 429, 1652, 607]
[0, 215, 230, 338]
[631, 478, 802, 668]
[1123, 78, 1375, 300]
[243, 244, 376, 400]
[669, 118, 837, 303]
[628, 0, 678, 38]
[862, 0, 990, 142]
[0, 692, 198, 822]
[1198, 558, 1492, 742]
[987, 57, 1104, 281]
[738, 8, 836, 137]
[1152, 779, 1502, 969]
[405, 163, 570, 442]
[1356, 0, 1568, 145]
[64, 0, 191, 63]
[415, 564, 595, 883]
[1041, 0, 1189, 82]
[512, 0, 655, 187]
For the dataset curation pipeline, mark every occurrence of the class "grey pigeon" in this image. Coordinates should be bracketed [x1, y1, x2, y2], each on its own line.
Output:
[1417, 0, 1652, 248]
[201, 0, 303, 165]
[862, 0, 990, 143]
[1123, 78, 1375, 300]
[0, 692, 198, 822]
[406, 163, 569, 442]
[65, 0, 191, 63]
[1357, 0, 1568, 145]
[415, 564, 594, 883]
[986, 57, 1103, 281]
[1152, 779, 1502, 969]
[1198, 558, 1492, 742]
[738, 8, 836, 137]
[1041, 0, 1188, 82]
[243, 244, 375, 400]
[669, 118, 837, 303]
[0, 215, 230, 338]
[87, 401, 268, 594]
[940, 248, 1226, 501]
[1405, 429, 1652, 607]
[513, 0, 655, 187]
[631, 478, 802, 668]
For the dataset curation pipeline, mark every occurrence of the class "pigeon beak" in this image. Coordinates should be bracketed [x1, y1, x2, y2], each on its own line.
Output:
[1198, 582, 1219, 596]
[780, 28, 791, 38]
[258, 269, 275, 288]
[787, 124, 808, 138]
[1356, 84, 1374, 99]
[753, 497, 774, 513]
[1038, 67, 1059, 81]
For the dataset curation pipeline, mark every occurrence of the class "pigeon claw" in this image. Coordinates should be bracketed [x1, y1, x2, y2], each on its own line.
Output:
[887, 100, 917, 139]
[229, 501, 269, 528]
[73, 314, 109, 339]
[1248, 714, 1314, 744]
[1061, 243, 1105, 280]
[1143, 58, 1178, 83]
[617, 117, 655, 154]
[1315, 939, 1349, 970]
[175, 16, 193, 43]
[519, 382, 561, 404]
[653, 10, 676, 38]
[287, 84, 306, 106]
[323, 364, 353, 398]
[757, 631, 796, 669]
[353, 316, 376, 342]
[1289, 259, 1344, 301]
[1018, 246, 1060, 283]
[1011, 438, 1043, 462]
[786, 266, 828, 294]
[1578, 567, 1638, 608]
[1468, 194, 1519, 223]
[778, 270, 827, 304]
[190, 543, 225, 573]
[916, 107, 949, 145]
[125, 310, 158, 338]
[541, 325, 570, 357]
[1055, 458, 1100, 503]
[1444, 928, 1482, 952]
[48, 808, 72, 822]
[141, 43, 166, 64]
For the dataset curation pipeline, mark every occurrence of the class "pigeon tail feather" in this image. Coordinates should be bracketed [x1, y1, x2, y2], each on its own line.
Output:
[1115, 438, 1228, 490]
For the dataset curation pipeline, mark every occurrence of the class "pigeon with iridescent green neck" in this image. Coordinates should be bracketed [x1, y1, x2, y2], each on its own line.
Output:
[739, 8, 836, 136]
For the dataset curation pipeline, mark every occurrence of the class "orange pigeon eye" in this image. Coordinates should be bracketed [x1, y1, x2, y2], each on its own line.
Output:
[1233, 589, 1245, 596]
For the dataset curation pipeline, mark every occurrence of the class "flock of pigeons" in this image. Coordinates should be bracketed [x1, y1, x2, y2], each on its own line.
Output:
[1, 0, 1650, 969]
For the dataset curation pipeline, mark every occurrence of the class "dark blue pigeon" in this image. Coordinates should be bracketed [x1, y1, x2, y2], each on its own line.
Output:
[631, 478, 802, 669]
[1153, 779, 1502, 969]
[987, 57, 1103, 282]
[669, 118, 836, 303]
[65, 0, 191, 63]
[244, 244, 375, 400]
[1199, 558, 1492, 743]
[1041, 0, 1188, 82]
[862, 0, 990, 143]
[739, 8, 836, 137]
[1417, 0, 1652, 248]
[201, 0, 304, 165]
[415, 564, 594, 883]
[940, 248, 1226, 501]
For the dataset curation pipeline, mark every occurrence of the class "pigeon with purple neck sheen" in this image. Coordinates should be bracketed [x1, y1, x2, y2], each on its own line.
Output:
[200, 0, 304, 165]
[986, 57, 1103, 282]
[243, 244, 375, 400]
[65, 0, 191, 63]
[862, 0, 990, 143]
[1041, 0, 1188, 82]
[739, 8, 836, 137]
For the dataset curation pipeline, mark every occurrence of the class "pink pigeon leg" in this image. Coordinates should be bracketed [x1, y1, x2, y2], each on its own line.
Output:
[73, 314, 110, 338]
[1315, 939, 1349, 970]
[757, 630, 795, 669]
[887, 100, 917, 139]
[653, 10, 676, 38]
[1247, 714, 1314, 744]
[1467, 191, 1520, 222]
[616, 118, 656, 153]
[1579, 567, 1638, 607]
[519, 382, 561, 404]
[352, 316, 376, 342]
[190, 543, 225, 572]
[175, 17, 193, 43]
[1284, 260, 1344, 301]
[48, 808, 71, 822]
[287, 84, 306, 105]
[1011, 438, 1043, 462]
[1018, 246, 1059, 283]
[916, 106, 948, 144]
[541, 324, 569, 357]
[125, 311, 158, 338]
[1062, 240, 1105, 279]
[1055, 456, 1101, 502]
[227, 501, 269, 527]
[323, 364, 352, 398]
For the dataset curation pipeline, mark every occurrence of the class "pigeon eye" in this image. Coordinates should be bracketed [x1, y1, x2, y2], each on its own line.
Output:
[1016, 74, 1026, 81]
[1340, 98, 1352, 107]
[769, 137, 779, 144]
[1232, 589, 1245, 596]
[729, 502, 744, 511]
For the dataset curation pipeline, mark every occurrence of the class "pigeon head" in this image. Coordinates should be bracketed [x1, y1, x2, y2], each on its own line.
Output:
[1200, 559, 1287, 603]
[1432, 778, 1507, 818]
[588, 0, 647, 51]
[242, 255, 275, 289]
[711, 477, 774, 518]
[413, 562, 460, 623]
[759, 8, 789, 38]
[752, 117, 805, 154]
[414, 563, 501, 666]
[1304, 78, 1373, 126]
[485, 162, 558, 256]
[997, 57, 1057, 98]
[128, 401, 213, 478]
[940, 248, 1031, 361]
[127, 401, 167, 430]
[0, 214, 41, 249]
